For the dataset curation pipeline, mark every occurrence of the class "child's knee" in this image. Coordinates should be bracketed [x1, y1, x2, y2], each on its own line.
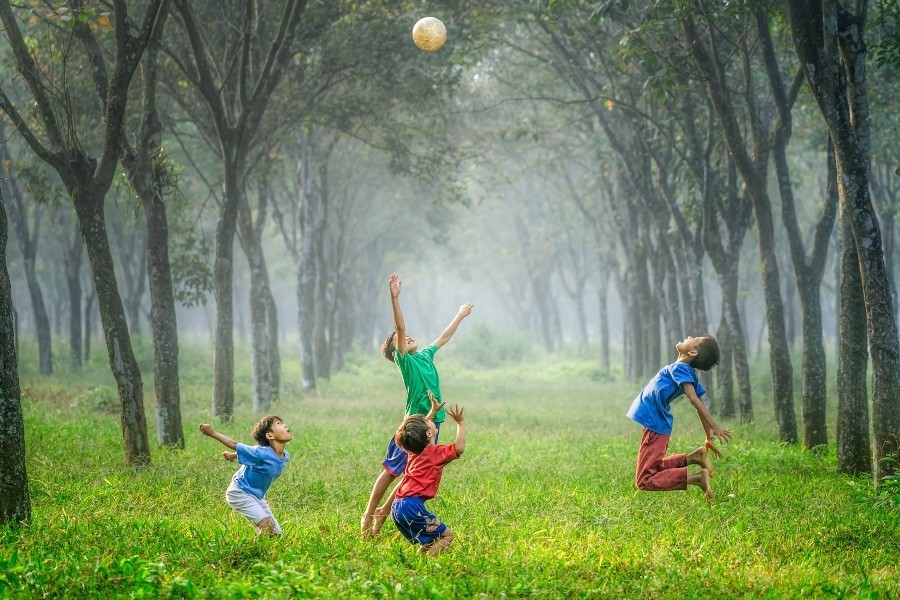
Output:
[635, 473, 652, 490]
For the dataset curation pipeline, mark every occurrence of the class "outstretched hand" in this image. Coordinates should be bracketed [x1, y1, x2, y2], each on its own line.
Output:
[389, 273, 402, 298]
[458, 303, 474, 317]
[709, 425, 732, 445]
[199, 423, 215, 437]
[705, 438, 723, 459]
[446, 404, 464, 424]
[426, 390, 445, 417]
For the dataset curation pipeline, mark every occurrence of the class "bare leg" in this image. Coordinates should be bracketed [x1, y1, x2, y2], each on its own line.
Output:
[686, 445, 713, 476]
[362, 470, 397, 538]
[687, 468, 712, 502]
[372, 483, 400, 535]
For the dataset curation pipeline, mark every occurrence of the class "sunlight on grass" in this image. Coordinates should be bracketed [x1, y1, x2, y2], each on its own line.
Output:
[2, 339, 897, 598]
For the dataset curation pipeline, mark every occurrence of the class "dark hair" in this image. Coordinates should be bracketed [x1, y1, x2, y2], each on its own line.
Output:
[394, 414, 431, 454]
[691, 336, 720, 371]
[252, 415, 283, 446]
[381, 330, 397, 362]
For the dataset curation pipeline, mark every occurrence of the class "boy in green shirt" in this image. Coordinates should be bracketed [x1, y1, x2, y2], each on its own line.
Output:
[361, 272, 473, 538]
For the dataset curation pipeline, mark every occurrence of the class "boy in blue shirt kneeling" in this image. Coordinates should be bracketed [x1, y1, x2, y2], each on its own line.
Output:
[199, 416, 292, 535]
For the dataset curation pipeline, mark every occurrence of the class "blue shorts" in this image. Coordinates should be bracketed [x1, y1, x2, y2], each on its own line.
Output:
[391, 496, 447, 545]
[382, 422, 441, 476]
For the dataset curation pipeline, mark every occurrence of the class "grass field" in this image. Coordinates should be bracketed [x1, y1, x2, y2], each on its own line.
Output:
[1, 340, 898, 598]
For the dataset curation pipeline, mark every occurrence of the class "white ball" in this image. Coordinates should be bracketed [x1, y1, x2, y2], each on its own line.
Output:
[412, 17, 447, 52]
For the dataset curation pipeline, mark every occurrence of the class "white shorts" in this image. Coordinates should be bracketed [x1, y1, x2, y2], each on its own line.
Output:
[225, 484, 283, 534]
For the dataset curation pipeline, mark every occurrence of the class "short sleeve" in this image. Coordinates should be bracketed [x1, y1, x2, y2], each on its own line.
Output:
[433, 443, 459, 466]
[670, 362, 696, 387]
[235, 443, 264, 466]
[695, 380, 707, 397]
[418, 344, 438, 362]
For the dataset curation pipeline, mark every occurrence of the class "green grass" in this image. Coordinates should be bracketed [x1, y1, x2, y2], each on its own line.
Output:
[2, 340, 897, 598]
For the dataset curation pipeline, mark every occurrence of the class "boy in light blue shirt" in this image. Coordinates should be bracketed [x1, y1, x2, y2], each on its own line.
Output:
[627, 335, 731, 502]
[199, 416, 292, 535]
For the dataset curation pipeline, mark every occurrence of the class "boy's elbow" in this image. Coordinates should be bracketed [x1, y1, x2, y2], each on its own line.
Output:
[455, 446, 465, 456]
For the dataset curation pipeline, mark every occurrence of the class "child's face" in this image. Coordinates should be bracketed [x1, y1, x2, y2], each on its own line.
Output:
[676, 336, 703, 358]
[267, 420, 292, 444]
[394, 333, 418, 354]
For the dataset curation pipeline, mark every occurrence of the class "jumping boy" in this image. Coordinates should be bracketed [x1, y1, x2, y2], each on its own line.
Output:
[199, 416, 292, 535]
[391, 402, 466, 555]
[626, 335, 731, 502]
[361, 272, 473, 538]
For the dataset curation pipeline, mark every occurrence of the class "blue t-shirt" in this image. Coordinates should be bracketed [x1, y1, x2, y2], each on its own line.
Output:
[230, 443, 289, 499]
[395, 344, 445, 422]
[626, 362, 706, 435]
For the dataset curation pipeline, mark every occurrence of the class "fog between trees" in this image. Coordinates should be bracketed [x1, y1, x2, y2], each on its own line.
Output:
[1, 1, 898, 515]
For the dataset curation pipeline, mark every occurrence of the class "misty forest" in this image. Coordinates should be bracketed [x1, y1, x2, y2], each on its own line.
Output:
[1, 0, 898, 597]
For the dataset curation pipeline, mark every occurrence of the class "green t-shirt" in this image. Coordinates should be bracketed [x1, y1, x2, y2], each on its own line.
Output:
[394, 344, 445, 422]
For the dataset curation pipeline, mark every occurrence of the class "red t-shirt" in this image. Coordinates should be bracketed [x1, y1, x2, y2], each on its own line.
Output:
[395, 443, 459, 500]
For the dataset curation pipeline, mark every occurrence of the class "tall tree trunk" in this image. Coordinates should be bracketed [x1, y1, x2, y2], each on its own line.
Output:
[0, 191, 30, 525]
[238, 194, 275, 412]
[715, 312, 735, 418]
[0, 168, 52, 374]
[84, 285, 96, 364]
[686, 16, 796, 442]
[297, 145, 319, 390]
[598, 274, 610, 373]
[314, 216, 330, 380]
[212, 152, 242, 419]
[265, 285, 281, 397]
[837, 202, 871, 474]
[145, 195, 183, 447]
[758, 15, 836, 449]
[115, 9, 183, 448]
[788, 2, 900, 481]
[74, 196, 150, 465]
[64, 223, 83, 372]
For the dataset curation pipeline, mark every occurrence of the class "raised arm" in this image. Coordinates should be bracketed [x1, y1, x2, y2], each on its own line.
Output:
[199, 423, 238, 450]
[425, 390, 445, 421]
[432, 303, 474, 348]
[445, 404, 466, 455]
[682, 383, 731, 457]
[390, 273, 407, 356]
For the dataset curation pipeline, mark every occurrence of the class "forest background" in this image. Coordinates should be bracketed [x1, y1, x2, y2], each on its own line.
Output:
[0, 0, 898, 597]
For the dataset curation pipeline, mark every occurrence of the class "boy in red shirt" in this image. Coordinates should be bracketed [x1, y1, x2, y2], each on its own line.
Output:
[389, 401, 466, 555]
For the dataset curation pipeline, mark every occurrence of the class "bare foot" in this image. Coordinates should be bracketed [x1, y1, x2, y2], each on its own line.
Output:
[371, 508, 389, 535]
[688, 445, 714, 477]
[360, 514, 374, 539]
[696, 468, 712, 503]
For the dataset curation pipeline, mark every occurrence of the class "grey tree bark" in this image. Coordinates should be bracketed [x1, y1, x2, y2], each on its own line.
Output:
[0, 0, 165, 465]
[837, 184, 871, 474]
[788, 1, 900, 481]
[0, 188, 31, 525]
[686, 15, 797, 442]
[171, 0, 306, 418]
[758, 13, 837, 449]
[121, 10, 183, 447]
[0, 139, 52, 375]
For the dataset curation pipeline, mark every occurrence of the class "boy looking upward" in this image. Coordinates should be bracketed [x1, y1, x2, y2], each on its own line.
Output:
[391, 402, 466, 556]
[361, 273, 473, 537]
[199, 416, 292, 535]
[627, 335, 731, 502]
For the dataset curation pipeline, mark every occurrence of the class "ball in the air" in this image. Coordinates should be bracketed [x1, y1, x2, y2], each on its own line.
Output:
[412, 17, 447, 52]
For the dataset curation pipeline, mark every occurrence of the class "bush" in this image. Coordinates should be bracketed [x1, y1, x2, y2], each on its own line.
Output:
[71, 386, 119, 414]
